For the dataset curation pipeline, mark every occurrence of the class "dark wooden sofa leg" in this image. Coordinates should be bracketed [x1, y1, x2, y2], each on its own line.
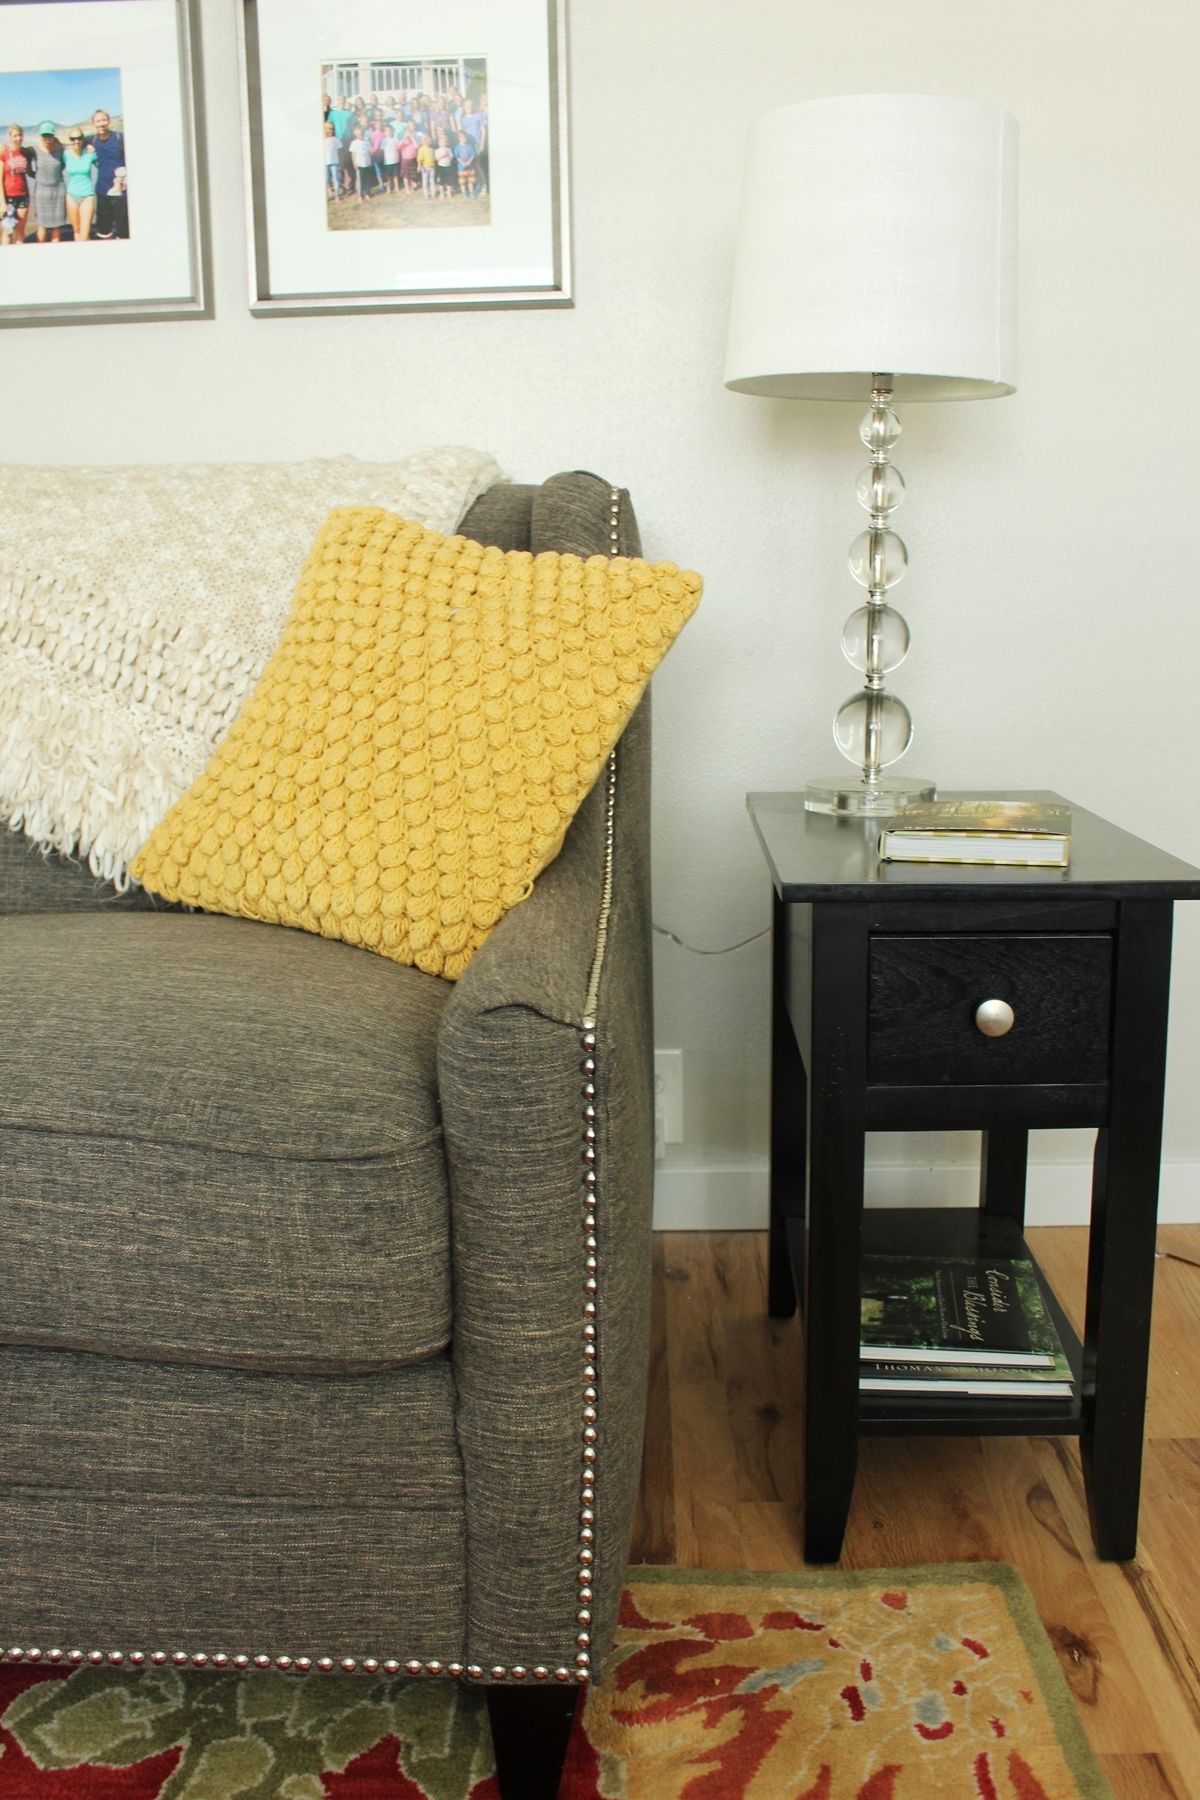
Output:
[486, 1685, 581, 1800]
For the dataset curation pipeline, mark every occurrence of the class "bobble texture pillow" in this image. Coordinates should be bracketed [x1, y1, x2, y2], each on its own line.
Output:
[131, 508, 701, 979]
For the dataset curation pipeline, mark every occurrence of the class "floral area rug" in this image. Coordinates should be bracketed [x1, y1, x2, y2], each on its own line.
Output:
[0, 1565, 1111, 1799]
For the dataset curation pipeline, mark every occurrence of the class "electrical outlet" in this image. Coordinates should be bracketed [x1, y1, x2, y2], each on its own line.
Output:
[654, 1050, 684, 1149]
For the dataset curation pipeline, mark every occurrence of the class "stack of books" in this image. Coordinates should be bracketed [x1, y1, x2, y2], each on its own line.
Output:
[877, 798, 1072, 868]
[859, 1252, 1074, 1399]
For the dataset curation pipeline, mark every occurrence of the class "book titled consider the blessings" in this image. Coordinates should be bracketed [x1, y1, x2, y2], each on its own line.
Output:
[878, 798, 1072, 867]
[860, 1254, 1062, 1368]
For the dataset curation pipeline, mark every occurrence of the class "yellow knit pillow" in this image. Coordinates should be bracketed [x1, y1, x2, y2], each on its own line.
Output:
[131, 509, 701, 978]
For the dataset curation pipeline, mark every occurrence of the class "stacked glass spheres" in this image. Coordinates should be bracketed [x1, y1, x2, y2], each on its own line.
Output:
[833, 393, 914, 775]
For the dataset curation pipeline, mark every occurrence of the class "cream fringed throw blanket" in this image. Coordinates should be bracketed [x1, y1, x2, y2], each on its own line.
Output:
[0, 447, 502, 887]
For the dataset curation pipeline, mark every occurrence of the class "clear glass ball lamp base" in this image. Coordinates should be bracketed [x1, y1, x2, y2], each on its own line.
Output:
[805, 379, 936, 816]
[804, 773, 937, 817]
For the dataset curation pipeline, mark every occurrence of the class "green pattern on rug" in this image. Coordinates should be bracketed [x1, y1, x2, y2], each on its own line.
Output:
[1, 1663, 494, 1798]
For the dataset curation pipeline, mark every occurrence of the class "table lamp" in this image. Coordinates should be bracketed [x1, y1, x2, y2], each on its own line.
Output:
[725, 93, 1019, 815]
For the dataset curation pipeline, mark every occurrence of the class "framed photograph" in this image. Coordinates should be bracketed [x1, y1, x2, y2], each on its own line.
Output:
[239, 0, 570, 315]
[0, 0, 209, 326]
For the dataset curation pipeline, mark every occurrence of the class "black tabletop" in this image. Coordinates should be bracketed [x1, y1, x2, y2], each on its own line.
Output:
[747, 791, 1200, 904]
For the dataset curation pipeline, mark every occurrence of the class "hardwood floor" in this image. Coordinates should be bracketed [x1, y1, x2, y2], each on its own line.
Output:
[630, 1224, 1200, 1800]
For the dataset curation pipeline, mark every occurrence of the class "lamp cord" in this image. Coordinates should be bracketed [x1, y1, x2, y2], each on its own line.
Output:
[653, 921, 768, 956]
[1157, 1249, 1200, 1271]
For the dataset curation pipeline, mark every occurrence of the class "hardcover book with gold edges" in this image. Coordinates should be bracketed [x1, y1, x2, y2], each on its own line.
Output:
[878, 797, 1071, 867]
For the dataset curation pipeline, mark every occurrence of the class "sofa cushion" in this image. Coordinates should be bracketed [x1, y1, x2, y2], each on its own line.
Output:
[0, 827, 176, 915]
[131, 509, 701, 978]
[0, 912, 453, 1373]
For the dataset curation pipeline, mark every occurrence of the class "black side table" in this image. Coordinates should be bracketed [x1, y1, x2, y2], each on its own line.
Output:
[747, 791, 1200, 1564]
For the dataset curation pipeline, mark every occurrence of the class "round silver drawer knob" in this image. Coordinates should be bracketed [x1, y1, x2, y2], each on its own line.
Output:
[975, 998, 1015, 1038]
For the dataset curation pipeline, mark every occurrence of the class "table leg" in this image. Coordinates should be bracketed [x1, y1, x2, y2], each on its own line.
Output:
[1081, 899, 1173, 1561]
[979, 1128, 1029, 1226]
[769, 889, 805, 1319]
[803, 902, 869, 1563]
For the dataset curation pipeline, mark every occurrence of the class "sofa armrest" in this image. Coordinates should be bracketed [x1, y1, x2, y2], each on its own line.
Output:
[438, 690, 653, 1680]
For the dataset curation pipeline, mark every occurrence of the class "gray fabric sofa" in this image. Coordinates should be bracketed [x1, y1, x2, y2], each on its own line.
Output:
[0, 470, 654, 1797]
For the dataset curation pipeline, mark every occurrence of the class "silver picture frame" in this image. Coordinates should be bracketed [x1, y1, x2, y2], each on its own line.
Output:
[0, 0, 211, 327]
[238, 0, 571, 315]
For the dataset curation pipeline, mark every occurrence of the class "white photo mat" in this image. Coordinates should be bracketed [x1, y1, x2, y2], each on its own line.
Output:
[0, 0, 208, 324]
[240, 0, 570, 313]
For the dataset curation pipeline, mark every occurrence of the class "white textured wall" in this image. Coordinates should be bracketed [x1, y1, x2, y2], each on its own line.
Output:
[9, 0, 1200, 1221]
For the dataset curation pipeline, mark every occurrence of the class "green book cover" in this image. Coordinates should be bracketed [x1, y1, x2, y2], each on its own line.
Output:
[859, 1254, 1063, 1367]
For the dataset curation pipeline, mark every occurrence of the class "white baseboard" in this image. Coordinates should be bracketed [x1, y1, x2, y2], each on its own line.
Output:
[652, 1159, 1200, 1229]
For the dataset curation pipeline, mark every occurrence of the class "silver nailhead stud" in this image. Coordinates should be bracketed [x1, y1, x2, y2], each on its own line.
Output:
[294, 1657, 312, 1672]
[89, 1651, 105, 1666]
[233, 1654, 251, 1670]
[466, 1664, 485, 1680]
[340, 1659, 358, 1674]
[447, 1662, 465, 1678]
[490, 1665, 507, 1680]
[533, 1665, 549, 1680]
[253, 1654, 271, 1669]
[317, 1657, 335, 1673]
[511, 1665, 528, 1681]
[425, 1660, 442, 1676]
[274, 1656, 291, 1671]
[384, 1659, 402, 1674]
[362, 1658, 380, 1674]
[554, 1666, 571, 1683]
[47, 1649, 64, 1664]
[405, 1659, 423, 1675]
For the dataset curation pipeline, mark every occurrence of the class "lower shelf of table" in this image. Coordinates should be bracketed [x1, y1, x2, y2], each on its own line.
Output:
[787, 1206, 1087, 1439]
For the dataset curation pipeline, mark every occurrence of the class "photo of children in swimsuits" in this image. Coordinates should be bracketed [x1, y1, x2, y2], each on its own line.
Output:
[320, 57, 489, 233]
[0, 66, 129, 247]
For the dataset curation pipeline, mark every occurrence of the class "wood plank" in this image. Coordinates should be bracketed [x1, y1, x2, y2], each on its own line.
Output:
[630, 1235, 675, 1564]
[1100, 1753, 1189, 1799]
[660, 1234, 742, 1566]
[1036, 1224, 1200, 1446]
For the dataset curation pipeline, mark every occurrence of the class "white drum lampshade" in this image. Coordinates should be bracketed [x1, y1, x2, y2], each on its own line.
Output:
[725, 94, 1019, 812]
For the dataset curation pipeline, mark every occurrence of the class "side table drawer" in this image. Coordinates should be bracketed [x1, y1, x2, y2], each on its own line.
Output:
[867, 934, 1112, 1087]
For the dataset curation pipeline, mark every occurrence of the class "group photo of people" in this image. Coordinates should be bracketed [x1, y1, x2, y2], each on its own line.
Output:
[0, 67, 129, 247]
[321, 58, 489, 233]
